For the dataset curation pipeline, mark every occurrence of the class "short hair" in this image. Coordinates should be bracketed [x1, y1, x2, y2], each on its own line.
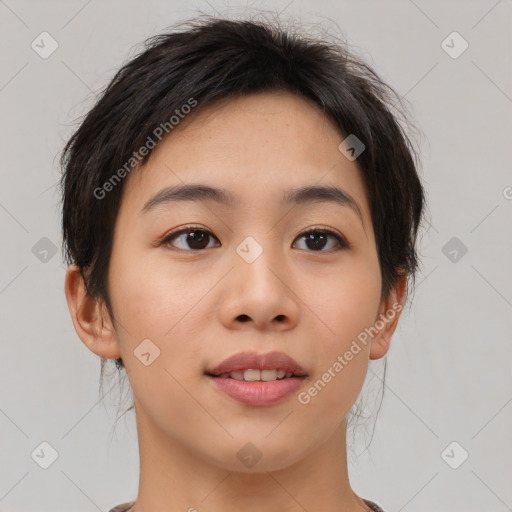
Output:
[59, 15, 427, 403]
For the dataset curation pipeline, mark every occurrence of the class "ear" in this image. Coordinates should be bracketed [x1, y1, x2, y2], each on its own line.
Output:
[64, 264, 122, 359]
[369, 273, 407, 360]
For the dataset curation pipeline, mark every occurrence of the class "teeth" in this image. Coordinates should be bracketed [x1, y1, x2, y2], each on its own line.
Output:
[221, 369, 291, 381]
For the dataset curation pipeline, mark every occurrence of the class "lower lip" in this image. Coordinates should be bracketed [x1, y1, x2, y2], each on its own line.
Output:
[207, 375, 306, 406]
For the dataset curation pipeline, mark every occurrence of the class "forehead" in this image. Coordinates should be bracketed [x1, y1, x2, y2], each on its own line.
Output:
[121, 91, 371, 227]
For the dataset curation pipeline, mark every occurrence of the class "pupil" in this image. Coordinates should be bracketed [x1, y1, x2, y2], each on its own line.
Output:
[187, 231, 208, 250]
[306, 232, 326, 251]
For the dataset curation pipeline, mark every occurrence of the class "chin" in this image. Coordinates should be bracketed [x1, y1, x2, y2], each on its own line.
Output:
[202, 439, 304, 474]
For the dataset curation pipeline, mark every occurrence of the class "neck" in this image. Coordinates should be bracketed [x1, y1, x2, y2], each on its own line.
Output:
[130, 399, 370, 512]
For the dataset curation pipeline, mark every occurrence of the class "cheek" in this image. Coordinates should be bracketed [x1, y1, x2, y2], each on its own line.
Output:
[109, 245, 209, 339]
[108, 255, 210, 424]
[298, 256, 381, 407]
[108, 249, 217, 389]
[306, 254, 382, 350]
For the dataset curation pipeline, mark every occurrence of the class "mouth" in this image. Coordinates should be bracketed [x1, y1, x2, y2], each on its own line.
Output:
[204, 351, 308, 406]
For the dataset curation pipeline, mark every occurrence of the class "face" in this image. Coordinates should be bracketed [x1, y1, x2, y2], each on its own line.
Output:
[67, 91, 404, 473]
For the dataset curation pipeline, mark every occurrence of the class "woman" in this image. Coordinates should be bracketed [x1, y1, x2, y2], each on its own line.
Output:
[60, 15, 426, 512]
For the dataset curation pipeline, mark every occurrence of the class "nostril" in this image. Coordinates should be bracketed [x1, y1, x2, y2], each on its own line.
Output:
[237, 314, 250, 322]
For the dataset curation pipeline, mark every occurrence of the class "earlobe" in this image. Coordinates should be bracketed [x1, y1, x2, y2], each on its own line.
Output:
[64, 264, 122, 359]
[369, 274, 407, 360]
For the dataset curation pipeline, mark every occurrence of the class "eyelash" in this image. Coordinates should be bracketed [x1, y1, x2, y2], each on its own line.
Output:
[160, 224, 350, 253]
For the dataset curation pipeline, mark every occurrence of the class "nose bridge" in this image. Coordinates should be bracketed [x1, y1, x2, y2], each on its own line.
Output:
[234, 231, 284, 288]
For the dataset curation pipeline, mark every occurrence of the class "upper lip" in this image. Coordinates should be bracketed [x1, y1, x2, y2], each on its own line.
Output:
[206, 351, 307, 376]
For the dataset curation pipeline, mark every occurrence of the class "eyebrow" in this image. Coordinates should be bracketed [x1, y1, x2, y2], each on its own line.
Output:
[139, 183, 365, 228]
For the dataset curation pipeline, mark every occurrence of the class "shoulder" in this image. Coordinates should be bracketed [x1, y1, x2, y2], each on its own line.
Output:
[108, 501, 135, 512]
[363, 498, 386, 512]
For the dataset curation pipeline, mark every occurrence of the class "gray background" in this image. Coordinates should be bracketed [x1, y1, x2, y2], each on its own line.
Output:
[1, 0, 511, 511]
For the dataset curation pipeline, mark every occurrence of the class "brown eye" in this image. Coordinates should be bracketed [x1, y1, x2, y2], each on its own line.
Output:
[161, 227, 219, 251]
[161, 226, 349, 253]
[293, 228, 349, 252]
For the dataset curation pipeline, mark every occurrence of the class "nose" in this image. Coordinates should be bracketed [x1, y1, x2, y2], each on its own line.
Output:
[218, 246, 300, 332]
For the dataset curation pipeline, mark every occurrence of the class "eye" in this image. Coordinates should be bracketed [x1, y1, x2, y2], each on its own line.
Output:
[160, 225, 349, 252]
[161, 225, 220, 251]
[293, 228, 349, 252]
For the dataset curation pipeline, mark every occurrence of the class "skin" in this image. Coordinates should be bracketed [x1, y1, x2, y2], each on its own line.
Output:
[65, 91, 406, 512]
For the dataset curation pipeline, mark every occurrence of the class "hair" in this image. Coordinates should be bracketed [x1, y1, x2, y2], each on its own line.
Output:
[59, 14, 427, 442]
